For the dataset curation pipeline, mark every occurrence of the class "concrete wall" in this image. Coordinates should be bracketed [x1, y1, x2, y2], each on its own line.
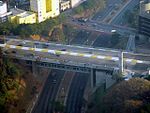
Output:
[95, 71, 116, 89]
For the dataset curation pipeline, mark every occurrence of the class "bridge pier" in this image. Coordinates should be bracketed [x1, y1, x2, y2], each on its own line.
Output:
[119, 51, 124, 74]
[32, 61, 39, 77]
[90, 69, 95, 88]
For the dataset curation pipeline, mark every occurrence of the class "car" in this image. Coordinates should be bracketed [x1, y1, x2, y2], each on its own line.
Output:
[52, 79, 57, 84]
[56, 54, 60, 57]
[52, 72, 56, 77]
[11, 51, 16, 54]
[61, 49, 66, 51]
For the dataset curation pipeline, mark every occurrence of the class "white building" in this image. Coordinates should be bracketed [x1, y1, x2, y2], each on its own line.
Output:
[0, 1, 11, 23]
[70, 0, 83, 8]
[60, 1, 70, 11]
[0, 1, 7, 15]
[30, 0, 60, 23]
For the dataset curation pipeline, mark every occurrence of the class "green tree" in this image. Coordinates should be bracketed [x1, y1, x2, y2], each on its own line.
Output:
[102, 78, 150, 113]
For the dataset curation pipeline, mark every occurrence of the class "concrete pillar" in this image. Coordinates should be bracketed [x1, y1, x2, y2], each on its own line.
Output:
[119, 51, 123, 74]
[90, 69, 96, 88]
[32, 61, 38, 77]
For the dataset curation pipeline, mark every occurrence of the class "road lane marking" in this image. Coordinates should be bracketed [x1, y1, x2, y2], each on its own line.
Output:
[0, 44, 149, 64]
[41, 49, 49, 52]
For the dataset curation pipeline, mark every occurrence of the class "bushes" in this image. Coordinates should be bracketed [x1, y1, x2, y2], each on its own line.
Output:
[73, 0, 106, 15]
[0, 14, 66, 37]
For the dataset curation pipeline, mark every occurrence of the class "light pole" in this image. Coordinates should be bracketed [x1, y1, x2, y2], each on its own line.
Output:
[119, 51, 124, 74]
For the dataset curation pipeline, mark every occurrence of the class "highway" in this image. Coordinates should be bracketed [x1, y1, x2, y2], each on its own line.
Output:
[0, 1, 149, 113]
[92, 0, 123, 21]
[65, 73, 88, 113]
[68, 18, 136, 35]
[32, 69, 65, 113]
[64, 30, 96, 113]
[1, 38, 150, 67]
[110, 0, 139, 25]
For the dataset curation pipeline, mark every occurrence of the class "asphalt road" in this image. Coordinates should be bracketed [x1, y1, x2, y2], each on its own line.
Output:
[65, 73, 89, 113]
[64, 30, 93, 113]
[92, 0, 123, 21]
[110, 0, 139, 25]
[32, 69, 65, 113]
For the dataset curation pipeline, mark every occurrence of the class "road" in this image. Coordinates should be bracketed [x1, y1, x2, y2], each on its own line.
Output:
[110, 0, 139, 25]
[65, 73, 88, 113]
[64, 29, 95, 113]
[68, 18, 136, 35]
[92, 0, 123, 21]
[2, 38, 150, 68]
[32, 69, 65, 113]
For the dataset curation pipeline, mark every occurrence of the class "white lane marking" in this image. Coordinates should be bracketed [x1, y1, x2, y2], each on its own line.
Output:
[61, 51, 69, 54]
[112, 57, 119, 61]
[48, 50, 56, 54]
[97, 55, 105, 59]
[9, 45, 16, 48]
[35, 48, 43, 52]
[1, 44, 149, 64]
[84, 54, 92, 57]
[22, 47, 30, 50]
[69, 52, 78, 56]
[0, 44, 5, 47]
[125, 59, 132, 62]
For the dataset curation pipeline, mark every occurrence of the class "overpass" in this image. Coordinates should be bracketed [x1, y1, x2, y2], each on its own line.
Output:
[0, 38, 150, 87]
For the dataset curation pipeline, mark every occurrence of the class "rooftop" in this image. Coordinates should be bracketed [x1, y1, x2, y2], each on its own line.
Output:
[0, 1, 4, 6]
[10, 8, 35, 17]
[140, 2, 150, 19]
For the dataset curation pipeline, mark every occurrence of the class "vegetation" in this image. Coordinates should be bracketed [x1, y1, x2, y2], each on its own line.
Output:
[123, 5, 139, 28]
[0, 13, 66, 37]
[0, 49, 22, 113]
[102, 78, 150, 113]
[110, 32, 128, 49]
[52, 101, 65, 112]
[73, 0, 106, 17]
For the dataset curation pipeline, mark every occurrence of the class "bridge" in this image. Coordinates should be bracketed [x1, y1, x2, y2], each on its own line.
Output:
[0, 37, 150, 87]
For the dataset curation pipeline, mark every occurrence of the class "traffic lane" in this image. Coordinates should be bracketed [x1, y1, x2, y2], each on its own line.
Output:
[110, 0, 139, 24]
[5, 38, 120, 57]
[47, 70, 65, 113]
[32, 70, 55, 113]
[36, 52, 119, 68]
[92, 0, 122, 21]
[32, 70, 65, 113]
[56, 72, 75, 104]
[65, 73, 80, 113]
[5, 49, 119, 68]
[124, 53, 150, 62]
[75, 73, 89, 113]
[86, 20, 136, 33]
[65, 73, 88, 113]
[70, 30, 91, 45]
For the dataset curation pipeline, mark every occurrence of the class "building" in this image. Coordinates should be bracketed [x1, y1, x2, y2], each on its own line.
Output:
[70, 0, 82, 8]
[139, 1, 150, 38]
[60, 0, 70, 11]
[8, 8, 36, 24]
[0, 1, 11, 23]
[30, 0, 60, 23]
[9, 0, 60, 24]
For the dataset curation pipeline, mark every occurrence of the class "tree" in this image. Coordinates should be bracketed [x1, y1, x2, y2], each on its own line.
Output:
[102, 78, 150, 113]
